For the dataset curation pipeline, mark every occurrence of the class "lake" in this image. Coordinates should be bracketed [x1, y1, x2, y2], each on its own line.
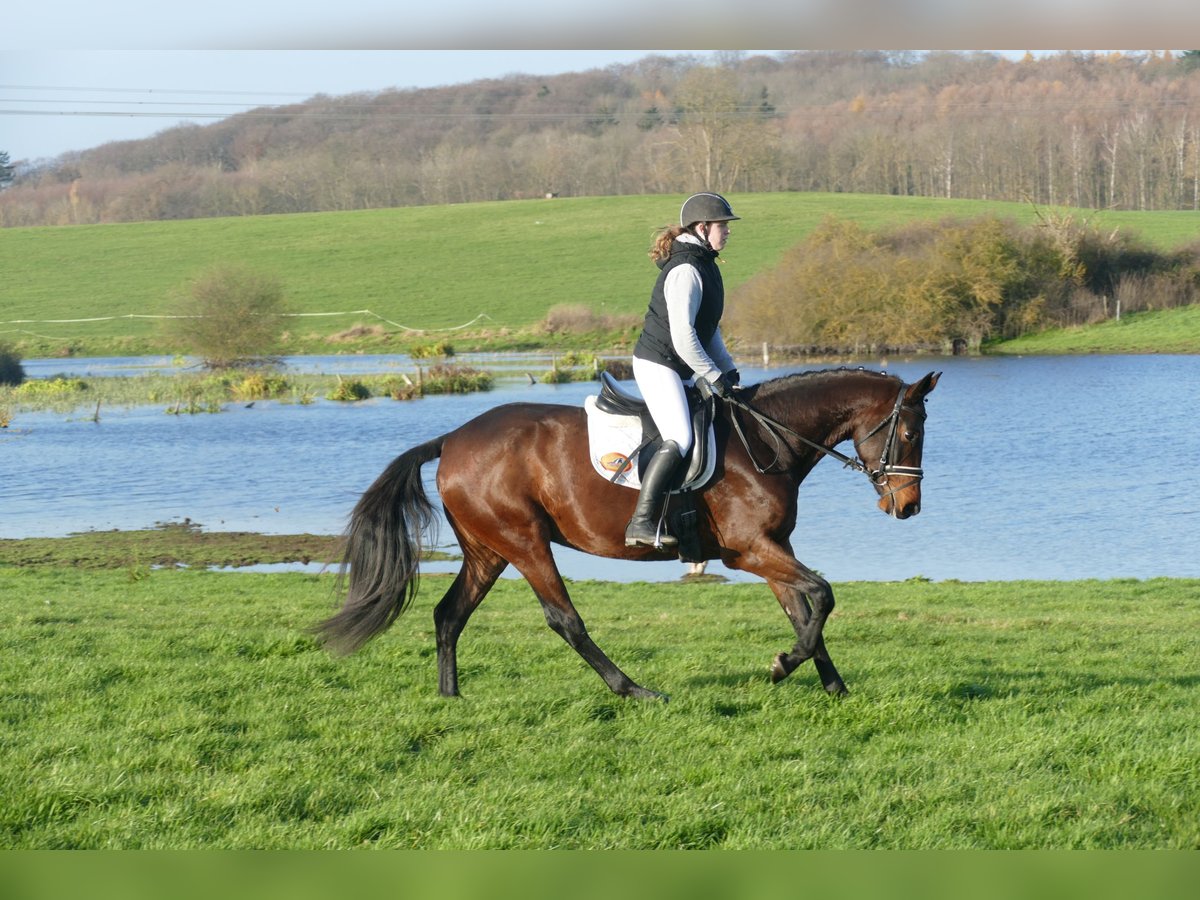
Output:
[3, 353, 1198, 583]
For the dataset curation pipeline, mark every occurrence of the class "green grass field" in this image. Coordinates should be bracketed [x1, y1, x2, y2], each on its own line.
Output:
[988, 304, 1200, 355]
[4, 193, 1198, 356]
[2, 566, 1195, 849]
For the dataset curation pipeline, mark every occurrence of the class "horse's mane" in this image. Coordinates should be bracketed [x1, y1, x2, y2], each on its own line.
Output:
[737, 367, 901, 427]
[751, 367, 901, 402]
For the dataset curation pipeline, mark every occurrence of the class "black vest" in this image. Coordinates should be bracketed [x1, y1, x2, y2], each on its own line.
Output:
[633, 240, 725, 377]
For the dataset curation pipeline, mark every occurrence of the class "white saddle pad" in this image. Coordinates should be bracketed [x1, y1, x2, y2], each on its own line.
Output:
[583, 395, 715, 491]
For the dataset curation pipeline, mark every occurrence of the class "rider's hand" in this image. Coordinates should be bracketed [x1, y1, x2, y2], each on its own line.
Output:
[710, 373, 735, 399]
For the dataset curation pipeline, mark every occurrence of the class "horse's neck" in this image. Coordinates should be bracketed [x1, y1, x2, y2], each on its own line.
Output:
[759, 373, 894, 444]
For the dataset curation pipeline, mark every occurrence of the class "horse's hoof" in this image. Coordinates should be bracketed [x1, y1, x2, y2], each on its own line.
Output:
[770, 652, 790, 683]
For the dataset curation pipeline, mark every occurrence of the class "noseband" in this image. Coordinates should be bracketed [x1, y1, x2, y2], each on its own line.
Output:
[724, 384, 924, 491]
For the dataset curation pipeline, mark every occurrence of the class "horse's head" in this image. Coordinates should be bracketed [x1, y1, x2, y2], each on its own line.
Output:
[853, 371, 940, 520]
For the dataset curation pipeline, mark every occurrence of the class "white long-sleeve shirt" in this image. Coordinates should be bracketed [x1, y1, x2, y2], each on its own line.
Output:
[662, 233, 736, 383]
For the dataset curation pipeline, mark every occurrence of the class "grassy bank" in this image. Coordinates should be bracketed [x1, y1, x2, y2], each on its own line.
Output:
[0, 523, 462, 569]
[1, 564, 1195, 849]
[0, 523, 341, 570]
[987, 304, 1200, 355]
[5, 193, 1198, 359]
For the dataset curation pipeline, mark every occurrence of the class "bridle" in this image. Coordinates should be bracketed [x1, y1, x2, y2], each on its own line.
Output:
[723, 383, 925, 494]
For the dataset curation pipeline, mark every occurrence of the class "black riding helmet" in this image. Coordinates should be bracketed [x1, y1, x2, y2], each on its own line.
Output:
[679, 192, 740, 228]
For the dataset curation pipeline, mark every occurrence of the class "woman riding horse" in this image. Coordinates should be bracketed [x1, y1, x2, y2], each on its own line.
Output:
[316, 362, 940, 701]
[626, 192, 743, 549]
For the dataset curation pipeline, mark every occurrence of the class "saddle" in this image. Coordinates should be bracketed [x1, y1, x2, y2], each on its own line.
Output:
[589, 371, 716, 488]
[584, 371, 717, 563]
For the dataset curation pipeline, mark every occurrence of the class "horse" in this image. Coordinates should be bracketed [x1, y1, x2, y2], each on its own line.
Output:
[314, 367, 941, 700]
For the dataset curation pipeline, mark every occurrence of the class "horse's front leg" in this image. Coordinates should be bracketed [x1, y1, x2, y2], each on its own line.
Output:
[767, 582, 847, 694]
[727, 539, 845, 693]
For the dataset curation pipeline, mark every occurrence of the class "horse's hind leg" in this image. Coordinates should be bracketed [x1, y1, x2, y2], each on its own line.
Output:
[517, 545, 666, 702]
[769, 583, 848, 695]
[433, 538, 506, 697]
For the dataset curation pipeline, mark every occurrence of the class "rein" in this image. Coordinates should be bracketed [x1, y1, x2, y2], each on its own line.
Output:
[723, 384, 924, 490]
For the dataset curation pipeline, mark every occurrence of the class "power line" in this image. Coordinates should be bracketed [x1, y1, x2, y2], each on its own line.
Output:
[0, 98, 275, 110]
[0, 84, 314, 97]
[3, 77, 1198, 123]
[1, 77, 1197, 135]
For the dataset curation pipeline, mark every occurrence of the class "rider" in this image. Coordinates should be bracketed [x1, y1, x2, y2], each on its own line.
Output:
[625, 192, 742, 548]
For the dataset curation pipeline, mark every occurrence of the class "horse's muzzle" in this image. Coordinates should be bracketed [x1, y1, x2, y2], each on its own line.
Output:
[881, 495, 921, 519]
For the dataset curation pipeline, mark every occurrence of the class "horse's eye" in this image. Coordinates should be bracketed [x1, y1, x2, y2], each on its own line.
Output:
[904, 429, 920, 442]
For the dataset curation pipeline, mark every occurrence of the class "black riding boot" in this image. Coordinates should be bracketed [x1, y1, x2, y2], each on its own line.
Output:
[624, 441, 684, 548]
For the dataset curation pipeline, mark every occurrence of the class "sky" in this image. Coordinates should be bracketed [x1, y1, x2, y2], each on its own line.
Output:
[1, 51, 677, 162]
[3, 2, 1194, 163]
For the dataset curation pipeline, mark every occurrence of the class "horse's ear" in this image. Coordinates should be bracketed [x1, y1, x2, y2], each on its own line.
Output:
[905, 371, 941, 403]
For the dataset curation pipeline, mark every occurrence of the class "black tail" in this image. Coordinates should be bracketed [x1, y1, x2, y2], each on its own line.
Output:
[313, 436, 444, 655]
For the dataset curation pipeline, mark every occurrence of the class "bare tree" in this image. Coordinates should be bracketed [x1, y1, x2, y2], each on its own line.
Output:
[671, 65, 777, 192]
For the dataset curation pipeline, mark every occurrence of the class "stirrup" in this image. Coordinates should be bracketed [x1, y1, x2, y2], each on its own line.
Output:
[625, 517, 678, 548]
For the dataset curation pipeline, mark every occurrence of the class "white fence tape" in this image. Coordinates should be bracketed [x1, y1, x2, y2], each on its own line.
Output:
[0, 310, 496, 334]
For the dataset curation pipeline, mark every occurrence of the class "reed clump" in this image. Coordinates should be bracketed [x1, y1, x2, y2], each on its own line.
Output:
[0, 363, 496, 414]
[229, 372, 291, 401]
[409, 340, 455, 359]
[420, 364, 492, 394]
[13, 377, 88, 400]
[541, 352, 628, 384]
[325, 377, 372, 402]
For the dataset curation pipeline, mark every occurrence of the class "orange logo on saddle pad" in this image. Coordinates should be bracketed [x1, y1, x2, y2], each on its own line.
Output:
[600, 452, 630, 473]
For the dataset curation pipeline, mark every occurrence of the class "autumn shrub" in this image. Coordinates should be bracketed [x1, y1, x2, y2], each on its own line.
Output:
[726, 216, 945, 353]
[726, 214, 1199, 354]
[0, 341, 25, 386]
[163, 265, 290, 369]
[1073, 227, 1162, 297]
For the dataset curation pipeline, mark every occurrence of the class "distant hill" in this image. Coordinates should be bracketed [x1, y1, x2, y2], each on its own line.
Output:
[4, 50, 1200, 227]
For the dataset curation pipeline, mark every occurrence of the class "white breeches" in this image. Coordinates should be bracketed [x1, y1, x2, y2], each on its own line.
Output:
[632, 356, 692, 456]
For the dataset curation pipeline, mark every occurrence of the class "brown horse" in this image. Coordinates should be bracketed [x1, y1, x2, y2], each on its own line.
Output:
[315, 367, 941, 700]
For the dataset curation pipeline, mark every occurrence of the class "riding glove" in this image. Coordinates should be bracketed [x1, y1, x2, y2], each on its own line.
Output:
[709, 373, 736, 399]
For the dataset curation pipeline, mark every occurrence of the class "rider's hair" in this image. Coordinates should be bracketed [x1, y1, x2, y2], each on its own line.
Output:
[649, 223, 699, 262]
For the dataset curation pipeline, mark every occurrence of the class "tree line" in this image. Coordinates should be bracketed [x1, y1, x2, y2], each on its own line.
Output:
[4, 50, 1200, 227]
